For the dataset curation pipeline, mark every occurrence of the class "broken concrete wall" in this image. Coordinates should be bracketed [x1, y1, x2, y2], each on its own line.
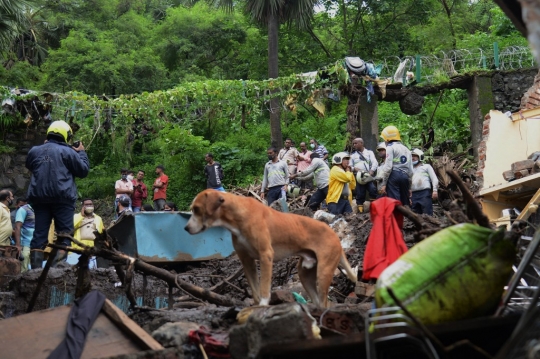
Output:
[478, 109, 540, 190]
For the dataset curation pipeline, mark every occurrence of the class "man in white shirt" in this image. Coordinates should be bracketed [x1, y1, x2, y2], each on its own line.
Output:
[115, 168, 133, 218]
[350, 138, 378, 213]
[411, 148, 438, 215]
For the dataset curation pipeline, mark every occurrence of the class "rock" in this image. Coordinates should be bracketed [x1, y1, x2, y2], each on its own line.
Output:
[514, 169, 530, 179]
[151, 321, 200, 348]
[14, 174, 28, 190]
[270, 289, 295, 305]
[354, 282, 375, 299]
[229, 303, 316, 359]
[344, 293, 359, 304]
[511, 159, 535, 172]
[399, 92, 425, 115]
[502, 170, 514, 181]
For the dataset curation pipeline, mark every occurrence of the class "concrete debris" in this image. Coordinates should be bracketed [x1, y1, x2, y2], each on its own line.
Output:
[151, 321, 200, 348]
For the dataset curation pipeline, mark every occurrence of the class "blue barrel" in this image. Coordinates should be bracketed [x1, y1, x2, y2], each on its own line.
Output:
[107, 212, 234, 263]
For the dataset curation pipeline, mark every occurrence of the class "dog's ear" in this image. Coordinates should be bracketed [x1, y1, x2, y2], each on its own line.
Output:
[205, 193, 225, 216]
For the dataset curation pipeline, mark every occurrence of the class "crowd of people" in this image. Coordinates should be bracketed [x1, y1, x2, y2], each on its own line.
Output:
[261, 126, 438, 216]
[0, 120, 438, 272]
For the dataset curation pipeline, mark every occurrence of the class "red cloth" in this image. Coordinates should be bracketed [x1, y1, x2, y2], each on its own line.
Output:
[188, 326, 230, 358]
[362, 197, 408, 280]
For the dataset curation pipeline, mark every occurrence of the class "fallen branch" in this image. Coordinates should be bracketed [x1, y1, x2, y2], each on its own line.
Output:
[49, 241, 244, 307]
[446, 170, 491, 228]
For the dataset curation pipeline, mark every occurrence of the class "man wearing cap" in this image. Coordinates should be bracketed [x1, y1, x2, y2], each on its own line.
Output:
[26, 120, 89, 268]
[326, 152, 356, 215]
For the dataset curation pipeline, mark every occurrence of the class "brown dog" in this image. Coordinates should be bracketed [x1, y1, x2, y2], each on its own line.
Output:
[185, 189, 357, 307]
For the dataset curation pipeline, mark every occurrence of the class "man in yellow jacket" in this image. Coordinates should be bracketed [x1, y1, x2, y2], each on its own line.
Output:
[326, 152, 356, 215]
[67, 198, 104, 268]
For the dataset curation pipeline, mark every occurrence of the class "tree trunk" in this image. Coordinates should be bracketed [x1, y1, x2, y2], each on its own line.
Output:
[268, 12, 282, 149]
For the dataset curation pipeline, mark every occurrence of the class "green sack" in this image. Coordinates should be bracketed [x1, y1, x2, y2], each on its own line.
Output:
[375, 223, 515, 325]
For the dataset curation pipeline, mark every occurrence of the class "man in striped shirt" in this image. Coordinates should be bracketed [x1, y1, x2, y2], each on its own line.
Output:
[309, 138, 329, 165]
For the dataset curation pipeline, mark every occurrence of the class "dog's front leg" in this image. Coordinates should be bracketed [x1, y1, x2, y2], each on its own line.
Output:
[258, 250, 274, 306]
[237, 251, 261, 304]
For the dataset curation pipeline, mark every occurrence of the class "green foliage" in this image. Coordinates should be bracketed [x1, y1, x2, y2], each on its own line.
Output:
[0, 142, 15, 154]
[379, 89, 470, 151]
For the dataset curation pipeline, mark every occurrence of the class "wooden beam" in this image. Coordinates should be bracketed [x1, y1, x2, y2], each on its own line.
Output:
[101, 299, 164, 351]
[515, 188, 540, 222]
[349, 74, 475, 103]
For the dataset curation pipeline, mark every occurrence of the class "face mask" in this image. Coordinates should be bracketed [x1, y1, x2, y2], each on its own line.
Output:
[121, 174, 127, 180]
[127, 175, 134, 181]
[413, 160, 419, 165]
[310, 144, 315, 149]
[7, 199, 12, 206]
[267, 155, 274, 161]
[84, 206, 94, 214]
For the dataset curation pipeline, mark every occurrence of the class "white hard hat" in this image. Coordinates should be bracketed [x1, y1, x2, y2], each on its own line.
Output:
[332, 152, 351, 165]
[356, 171, 374, 185]
[412, 148, 424, 161]
[376, 142, 386, 151]
[287, 184, 301, 198]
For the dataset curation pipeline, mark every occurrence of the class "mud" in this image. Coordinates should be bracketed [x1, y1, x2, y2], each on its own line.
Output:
[3, 264, 171, 316]
[2, 202, 456, 336]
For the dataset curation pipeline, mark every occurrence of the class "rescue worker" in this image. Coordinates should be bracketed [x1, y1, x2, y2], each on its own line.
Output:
[326, 152, 356, 215]
[290, 153, 330, 211]
[26, 120, 89, 268]
[350, 137, 378, 213]
[379, 126, 413, 206]
[373, 142, 387, 196]
[411, 148, 439, 215]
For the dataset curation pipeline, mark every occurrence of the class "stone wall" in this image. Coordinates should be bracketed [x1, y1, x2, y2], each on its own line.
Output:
[520, 70, 540, 109]
[0, 126, 47, 198]
[491, 68, 539, 113]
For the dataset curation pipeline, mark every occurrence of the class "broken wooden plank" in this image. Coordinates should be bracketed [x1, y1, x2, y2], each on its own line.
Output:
[101, 299, 164, 351]
[515, 188, 540, 222]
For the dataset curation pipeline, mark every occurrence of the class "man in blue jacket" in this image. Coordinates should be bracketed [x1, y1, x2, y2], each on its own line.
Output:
[26, 120, 90, 268]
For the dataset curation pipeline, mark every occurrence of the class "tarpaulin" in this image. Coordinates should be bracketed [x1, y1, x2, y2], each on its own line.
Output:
[362, 197, 408, 280]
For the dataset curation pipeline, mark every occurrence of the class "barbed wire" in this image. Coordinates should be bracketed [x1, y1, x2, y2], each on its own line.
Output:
[376, 45, 536, 83]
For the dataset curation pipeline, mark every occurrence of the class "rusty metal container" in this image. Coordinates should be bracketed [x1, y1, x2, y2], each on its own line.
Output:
[107, 212, 234, 264]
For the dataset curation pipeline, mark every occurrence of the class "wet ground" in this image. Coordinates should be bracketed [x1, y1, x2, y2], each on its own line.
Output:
[0, 202, 455, 334]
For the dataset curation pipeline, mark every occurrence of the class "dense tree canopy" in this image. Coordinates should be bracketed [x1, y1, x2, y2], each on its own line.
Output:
[0, 0, 530, 208]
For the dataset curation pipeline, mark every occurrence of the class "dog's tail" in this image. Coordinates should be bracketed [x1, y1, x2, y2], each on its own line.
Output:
[340, 251, 358, 283]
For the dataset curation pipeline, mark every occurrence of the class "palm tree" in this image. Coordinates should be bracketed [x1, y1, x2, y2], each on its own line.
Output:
[194, 0, 320, 149]
[0, 0, 33, 54]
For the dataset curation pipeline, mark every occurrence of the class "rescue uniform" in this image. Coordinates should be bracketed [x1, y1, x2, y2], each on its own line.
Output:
[26, 139, 89, 249]
[294, 158, 330, 211]
[350, 148, 378, 204]
[411, 163, 438, 215]
[379, 141, 413, 206]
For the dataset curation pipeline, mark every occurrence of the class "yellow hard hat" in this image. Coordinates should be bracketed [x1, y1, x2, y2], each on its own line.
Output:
[380, 125, 401, 141]
[47, 120, 73, 142]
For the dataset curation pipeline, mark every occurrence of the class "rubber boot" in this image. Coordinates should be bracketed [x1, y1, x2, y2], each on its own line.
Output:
[30, 250, 44, 269]
[52, 250, 68, 267]
[357, 205, 364, 213]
